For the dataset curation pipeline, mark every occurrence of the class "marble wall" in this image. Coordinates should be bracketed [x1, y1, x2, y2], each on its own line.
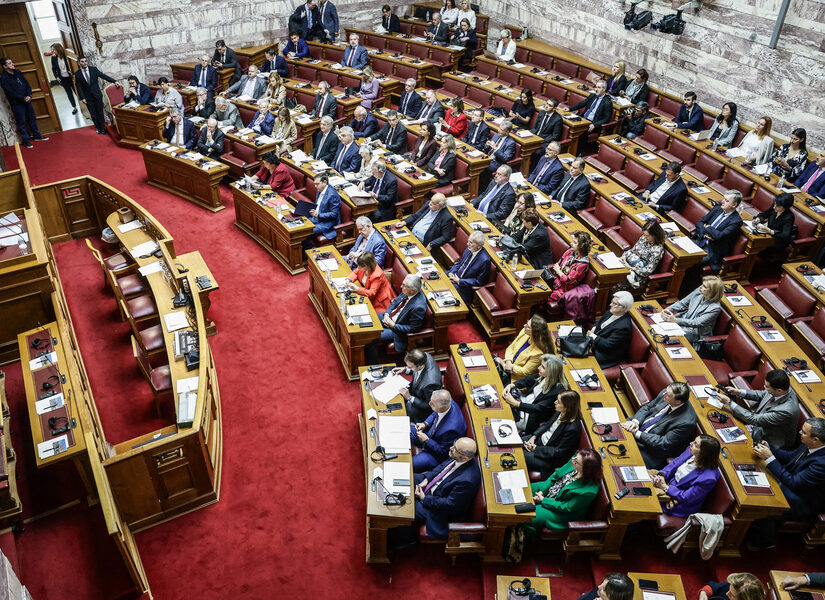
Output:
[481, 0, 825, 147]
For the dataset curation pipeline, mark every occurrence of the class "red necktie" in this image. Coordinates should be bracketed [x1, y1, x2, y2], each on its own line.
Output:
[389, 295, 408, 318]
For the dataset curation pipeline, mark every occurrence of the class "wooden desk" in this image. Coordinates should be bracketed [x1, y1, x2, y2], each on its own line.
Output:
[784, 261, 825, 310]
[307, 245, 384, 379]
[140, 141, 229, 212]
[357, 365, 414, 563]
[628, 573, 687, 600]
[0, 373, 21, 524]
[770, 571, 823, 600]
[113, 104, 168, 148]
[284, 79, 362, 122]
[227, 97, 321, 155]
[375, 221, 468, 357]
[450, 343, 533, 561]
[286, 56, 402, 106]
[171, 62, 234, 92]
[495, 575, 551, 599]
[232, 184, 316, 274]
[629, 303, 790, 555]
[345, 27, 465, 72]
[235, 44, 272, 69]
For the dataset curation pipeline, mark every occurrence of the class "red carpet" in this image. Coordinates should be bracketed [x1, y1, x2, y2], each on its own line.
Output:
[0, 128, 821, 599]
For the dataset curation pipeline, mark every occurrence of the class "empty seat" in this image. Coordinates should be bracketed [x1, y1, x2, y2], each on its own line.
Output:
[701, 325, 763, 384]
[656, 96, 682, 119]
[792, 308, 825, 370]
[621, 352, 671, 409]
[603, 321, 651, 384]
[587, 145, 626, 174]
[710, 169, 755, 199]
[659, 138, 696, 165]
[612, 160, 655, 194]
[755, 275, 817, 328]
[579, 198, 622, 234]
[686, 153, 724, 182]
[636, 127, 670, 152]
[603, 217, 643, 254]
[668, 197, 707, 235]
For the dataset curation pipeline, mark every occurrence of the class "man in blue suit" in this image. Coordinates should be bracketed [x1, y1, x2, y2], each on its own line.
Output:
[262, 48, 289, 78]
[342, 33, 369, 69]
[350, 106, 379, 138]
[283, 33, 312, 59]
[366, 274, 427, 363]
[291, 0, 323, 40]
[346, 217, 387, 268]
[398, 79, 424, 119]
[309, 173, 341, 240]
[190, 55, 218, 99]
[318, 0, 339, 42]
[674, 91, 705, 132]
[162, 110, 199, 150]
[797, 150, 825, 198]
[412, 437, 481, 540]
[528, 142, 564, 194]
[641, 162, 688, 214]
[330, 126, 361, 174]
[124, 76, 153, 105]
[311, 116, 341, 163]
[569, 79, 613, 135]
[248, 99, 275, 135]
[410, 391, 467, 471]
[551, 158, 591, 211]
[748, 418, 825, 550]
[694, 190, 743, 271]
[485, 121, 516, 172]
[361, 162, 398, 222]
[447, 231, 491, 304]
[464, 109, 491, 152]
[473, 166, 516, 221]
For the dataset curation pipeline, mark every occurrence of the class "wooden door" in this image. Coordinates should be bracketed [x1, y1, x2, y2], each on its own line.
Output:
[0, 3, 61, 134]
[51, 0, 83, 58]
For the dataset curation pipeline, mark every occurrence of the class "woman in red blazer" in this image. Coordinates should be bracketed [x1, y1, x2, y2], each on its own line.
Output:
[440, 98, 468, 140]
[346, 252, 395, 312]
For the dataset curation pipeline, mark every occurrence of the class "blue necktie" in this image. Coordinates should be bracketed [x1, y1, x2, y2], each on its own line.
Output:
[585, 96, 602, 121]
[478, 184, 500, 215]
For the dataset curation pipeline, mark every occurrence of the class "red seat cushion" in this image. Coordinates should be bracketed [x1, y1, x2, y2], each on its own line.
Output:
[116, 273, 150, 297]
[126, 294, 158, 320]
[139, 324, 165, 353]
[104, 252, 131, 272]
[151, 364, 172, 392]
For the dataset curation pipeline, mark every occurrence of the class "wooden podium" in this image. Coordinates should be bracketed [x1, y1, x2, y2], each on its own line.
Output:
[114, 104, 168, 148]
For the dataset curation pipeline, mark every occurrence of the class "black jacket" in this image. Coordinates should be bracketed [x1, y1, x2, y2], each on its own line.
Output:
[531, 110, 562, 143]
[644, 172, 688, 214]
[426, 151, 456, 186]
[365, 172, 399, 223]
[196, 127, 225, 157]
[73, 66, 116, 101]
[592, 312, 632, 368]
[756, 207, 795, 249]
[404, 206, 454, 249]
[370, 121, 408, 154]
[50, 54, 73, 80]
[631, 391, 697, 469]
[311, 128, 341, 163]
[190, 98, 216, 119]
[513, 223, 554, 269]
[512, 377, 566, 436]
[523, 415, 581, 480]
[570, 92, 613, 129]
[405, 352, 443, 422]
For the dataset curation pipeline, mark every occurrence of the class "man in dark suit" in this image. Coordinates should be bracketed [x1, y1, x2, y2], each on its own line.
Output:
[797, 150, 825, 198]
[694, 190, 743, 271]
[369, 110, 407, 154]
[366, 274, 428, 363]
[463, 109, 491, 152]
[196, 118, 225, 157]
[587, 291, 633, 369]
[1, 57, 49, 147]
[411, 437, 481, 540]
[74, 55, 118, 135]
[528, 142, 564, 194]
[674, 91, 705, 132]
[362, 162, 398, 222]
[473, 166, 516, 221]
[124, 75, 153, 105]
[485, 121, 516, 172]
[410, 391, 467, 472]
[416, 90, 445, 123]
[330, 126, 361, 173]
[622, 382, 697, 469]
[569, 79, 612, 134]
[350, 106, 378, 138]
[310, 115, 340, 163]
[311, 81, 337, 119]
[283, 32, 312, 59]
[190, 55, 218, 99]
[398, 78, 424, 119]
[342, 33, 369, 69]
[748, 418, 825, 550]
[291, 0, 323, 40]
[782, 572, 825, 590]
[447, 231, 491, 304]
[381, 4, 401, 33]
[190, 87, 215, 119]
[262, 48, 289, 78]
[551, 158, 591, 211]
[212, 40, 241, 85]
[318, 0, 339, 42]
[530, 99, 563, 162]
[309, 172, 341, 240]
[402, 194, 454, 251]
[513, 210, 554, 268]
[396, 349, 442, 421]
[425, 12, 450, 45]
[641, 162, 688, 214]
[162, 109, 199, 150]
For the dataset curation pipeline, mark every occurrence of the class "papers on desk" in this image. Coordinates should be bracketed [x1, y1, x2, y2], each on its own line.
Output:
[690, 385, 712, 399]
[317, 258, 339, 271]
[751, 163, 770, 176]
[692, 185, 711, 194]
[446, 195, 466, 207]
[386, 229, 410, 239]
[477, 79, 492, 86]
[330, 277, 349, 292]
[590, 406, 620, 425]
[662, 122, 677, 129]
[122, 100, 140, 108]
[328, 176, 348, 187]
[370, 374, 409, 404]
[448, 44, 466, 51]
[665, 346, 692, 360]
[462, 354, 487, 368]
[130, 240, 159, 258]
[255, 135, 276, 144]
[380, 462, 411, 494]
[163, 145, 179, 153]
[611, 191, 633, 202]
[377, 415, 411, 453]
[514, 129, 533, 138]
[118, 220, 142, 233]
[138, 261, 163, 276]
[727, 295, 752, 306]
[807, 274, 825, 289]
[344, 186, 373, 199]
[757, 329, 785, 342]
[465, 148, 484, 158]
[38, 435, 68, 459]
[200, 160, 222, 171]
[310, 160, 330, 172]
[670, 235, 704, 254]
[36, 392, 64, 414]
[635, 211, 657, 222]
[791, 369, 821, 384]
[660, 222, 680, 233]
[614, 96, 632, 107]
[495, 470, 528, 504]
[176, 376, 199, 394]
[415, 258, 438, 274]
[346, 303, 372, 326]
[650, 321, 686, 337]
[509, 172, 527, 186]
[472, 384, 498, 407]
[559, 78, 574, 84]
[178, 392, 197, 427]
[737, 469, 771, 488]
[163, 311, 189, 333]
[29, 352, 57, 371]
[491, 418, 521, 445]
[595, 252, 624, 269]
[571, 368, 599, 389]
[427, 290, 458, 307]
[718, 425, 747, 443]
[394, 160, 415, 171]
[639, 152, 657, 161]
[620, 466, 650, 482]
[557, 325, 577, 337]
[643, 591, 676, 600]
[295, 114, 314, 124]
[780, 185, 801, 193]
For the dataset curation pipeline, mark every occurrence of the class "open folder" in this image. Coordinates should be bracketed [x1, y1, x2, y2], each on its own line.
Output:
[293, 200, 315, 217]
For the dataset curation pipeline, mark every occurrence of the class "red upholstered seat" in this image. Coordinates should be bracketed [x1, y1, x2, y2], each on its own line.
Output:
[444, 358, 466, 405]
[668, 197, 706, 235]
[640, 248, 674, 301]
[222, 140, 260, 177]
[701, 325, 762, 384]
[612, 160, 654, 194]
[655, 96, 681, 119]
[103, 252, 133, 273]
[433, 159, 471, 197]
[441, 226, 469, 266]
[603, 321, 650, 384]
[115, 273, 149, 298]
[587, 145, 626, 174]
[137, 323, 165, 354]
[544, 84, 566, 106]
[792, 308, 825, 369]
[395, 178, 414, 216]
[603, 217, 642, 255]
[125, 294, 158, 322]
[580, 198, 622, 234]
[655, 475, 735, 542]
[443, 78, 467, 97]
[686, 153, 724, 182]
[710, 169, 754, 199]
[621, 352, 671, 409]
[637, 127, 670, 151]
[473, 61, 497, 79]
[466, 85, 492, 107]
[475, 271, 519, 337]
[150, 365, 172, 392]
[659, 138, 696, 165]
[730, 359, 775, 391]
[552, 59, 578, 79]
[790, 208, 818, 257]
[521, 75, 543, 98]
[755, 276, 817, 328]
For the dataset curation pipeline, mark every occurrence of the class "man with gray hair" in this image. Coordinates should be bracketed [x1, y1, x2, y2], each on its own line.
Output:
[162, 108, 198, 149]
[248, 98, 274, 135]
[225, 64, 265, 100]
[191, 87, 214, 119]
[620, 100, 649, 139]
[211, 95, 243, 128]
[586, 291, 633, 369]
[485, 120, 516, 172]
[425, 11, 449, 45]
[350, 105, 379, 138]
[416, 89, 445, 123]
[311, 114, 340, 163]
[370, 109, 408, 154]
[401, 193, 454, 251]
[399, 78, 423, 118]
[360, 161, 398, 222]
[312, 80, 337, 119]
[528, 142, 564, 194]
[472, 165, 515, 220]
[365, 273, 427, 363]
[189, 54, 217, 99]
[331, 126, 361, 173]
[447, 230, 491, 304]
[410, 389, 467, 472]
[346, 216, 386, 268]
[196, 117, 224, 158]
[550, 157, 590, 211]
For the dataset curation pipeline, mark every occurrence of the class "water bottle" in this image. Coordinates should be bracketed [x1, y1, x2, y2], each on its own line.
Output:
[711, 139, 719, 152]
[325, 268, 332, 284]
[510, 254, 518, 270]
[339, 292, 346, 313]
[777, 173, 786, 189]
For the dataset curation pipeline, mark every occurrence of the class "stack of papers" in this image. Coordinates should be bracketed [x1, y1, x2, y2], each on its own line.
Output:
[665, 346, 692, 359]
[496, 470, 528, 504]
[791, 370, 822, 384]
[138, 261, 163, 276]
[446, 196, 466, 207]
[380, 462, 411, 494]
[164, 311, 189, 333]
[427, 290, 457, 307]
[491, 418, 521, 445]
[591, 406, 620, 425]
[377, 415, 411, 453]
[461, 354, 486, 368]
[595, 252, 624, 269]
[118, 220, 142, 233]
[571, 368, 599, 389]
[129, 240, 159, 258]
[178, 391, 197, 427]
[620, 466, 651, 482]
[557, 325, 577, 337]
[29, 352, 57, 370]
[757, 329, 785, 342]
[472, 384, 498, 405]
[316, 258, 339, 271]
[36, 392, 64, 414]
[345, 303, 372, 325]
[671, 236, 704, 254]
[737, 469, 770, 488]
[718, 425, 747, 443]
[370, 374, 409, 404]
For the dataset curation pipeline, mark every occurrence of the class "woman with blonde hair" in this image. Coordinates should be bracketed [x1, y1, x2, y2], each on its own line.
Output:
[357, 66, 379, 109]
[699, 573, 765, 600]
[265, 72, 286, 107]
[728, 116, 774, 165]
[605, 60, 627, 95]
[660, 275, 723, 343]
[503, 354, 568, 435]
[50, 43, 77, 114]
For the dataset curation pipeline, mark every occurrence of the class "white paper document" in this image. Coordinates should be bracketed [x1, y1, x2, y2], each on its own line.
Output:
[377, 415, 411, 453]
[665, 346, 692, 359]
[737, 470, 770, 488]
[690, 385, 712, 399]
[727, 295, 752, 306]
[371, 374, 410, 404]
[38, 435, 69, 459]
[620, 466, 651, 482]
[382, 461, 412, 494]
[651, 322, 686, 337]
[177, 392, 197, 426]
[757, 329, 785, 342]
[462, 354, 486, 368]
[138, 261, 163, 276]
[317, 258, 339, 272]
[557, 325, 577, 337]
[718, 425, 747, 443]
[671, 235, 704, 254]
[595, 252, 624, 269]
[791, 370, 822, 384]
[164, 311, 189, 333]
[29, 352, 57, 371]
[446, 195, 467, 207]
[590, 407, 620, 425]
[118, 220, 142, 233]
[36, 392, 64, 414]
[176, 376, 199, 394]
[130, 240, 159, 258]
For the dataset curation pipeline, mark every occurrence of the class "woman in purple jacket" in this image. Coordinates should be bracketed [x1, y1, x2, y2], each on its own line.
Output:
[651, 434, 720, 517]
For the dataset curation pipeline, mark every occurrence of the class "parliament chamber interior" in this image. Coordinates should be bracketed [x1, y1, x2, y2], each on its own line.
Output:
[0, 0, 823, 598]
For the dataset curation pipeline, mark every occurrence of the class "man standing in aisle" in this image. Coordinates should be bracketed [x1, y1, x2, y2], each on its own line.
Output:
[74, 55, 120, 135]
[1, 57, 49, 147]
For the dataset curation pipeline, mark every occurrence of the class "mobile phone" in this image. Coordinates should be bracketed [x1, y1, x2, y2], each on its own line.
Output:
[738, 464, 757, 472]
[614, 487, 630, 499]
[638, 580, 659, 591]
[632, 487, 653, 496]
[601, 435, 618, 442]
[587, 401, 604, 408]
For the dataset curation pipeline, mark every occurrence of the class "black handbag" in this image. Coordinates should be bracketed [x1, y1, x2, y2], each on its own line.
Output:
[558, 327, 593, 358]
[693, 338, 724, 361]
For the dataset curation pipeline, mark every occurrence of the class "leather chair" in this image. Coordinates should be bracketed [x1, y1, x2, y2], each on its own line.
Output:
[430, 48, 455, 71]
[394, 63, 417, 82]
[433, 158, 471, 197]
[710, 169, 754, 200]
[394, 178, 414, 217]
[659, 138, 696, 165]
[443, 78, 467, 98]
[789, 208, 818, 259]
[544, 84, 566, 106]
[440, 226, 469, 266]
[493, 68, 520, 88]
[792, 307, 825, 370]
[330, 201, 355, 249]
[386, 307, 436, 355]
[466, 85, 492, 108]
[557, 124, 574, 155]
[295, 65, 317, 82]
[653, 96, 681, 119]
[755, 275, 817, 329]
[621, 352, 671, 409]
[668, 197, 706, 235]
[636, 127, 670, 152]
[777, 513, 825, 550]
[729, 359, 775, 391]
[579, 197, 622, 235]
[748, 186, 776, 214]
[603, 217, 642, 255]
[703, 114, 716, 130]
[473, 61, 497, 80]
[371, 57, 393, 78]
[475, 271, 520, 340]
[551, 59, 578, 79]
[84, 238, 135, 290]
[702, 234, 748, 278]
[131, 335, 172, 417]
[387, 38, 406, 54]
[565, 92, 586, 109]
[700, 325, 763, 385]
[318, 70, 338, 88]
[713, 307, 733, 336]
[221, 140, 260, 177]
[603, 321, 651, 384]
[443, 357, 466, 405]
[120, 299, 164, 357]
[639, 248, 675, 301]
[612, 160, 655, 194]
[521, 75, 544, 98]
[325, 48, 344, 64]
[685, 153, 724, 183]
[587, 145, 626, 174]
